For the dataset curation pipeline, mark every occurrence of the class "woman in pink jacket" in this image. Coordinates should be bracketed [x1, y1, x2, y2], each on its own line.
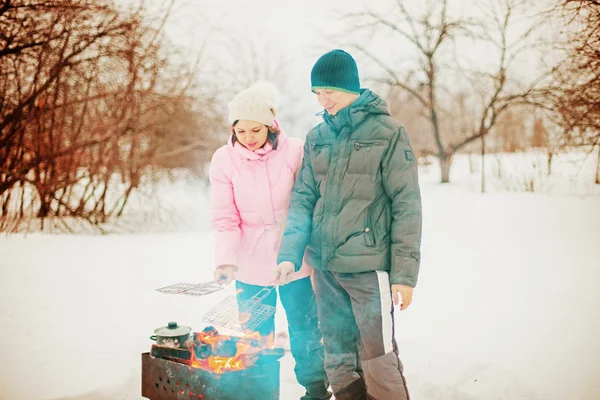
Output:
[209, 82, 331, 400]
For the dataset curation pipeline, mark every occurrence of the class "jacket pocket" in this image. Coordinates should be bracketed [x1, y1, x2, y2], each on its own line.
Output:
[370, 201, 391, 245]
[336, 228, 374, 256]
[346, 141, 385, 176]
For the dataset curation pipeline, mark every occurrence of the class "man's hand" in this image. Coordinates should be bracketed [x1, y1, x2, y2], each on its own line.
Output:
[214, 264, 238, 286]
[392, 284, 414, 310]
[275, 262, 295, 285]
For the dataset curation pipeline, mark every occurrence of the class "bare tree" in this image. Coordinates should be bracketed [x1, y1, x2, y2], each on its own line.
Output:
[459, 0, 549, 191]
[550, 0, 600, 183]
[386, 87, 438, 159]
[496, 107, 528, 153]
[339, 0, 549, 184]
[341, 0, 472, 182]
[1, 0, 135, 228]
[0, 0, 222, 232]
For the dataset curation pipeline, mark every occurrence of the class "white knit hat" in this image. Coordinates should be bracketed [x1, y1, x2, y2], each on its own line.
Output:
[227, 81, 280, 126]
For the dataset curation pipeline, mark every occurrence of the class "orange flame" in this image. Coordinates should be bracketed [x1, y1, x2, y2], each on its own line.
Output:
[189, 331, 272, 374]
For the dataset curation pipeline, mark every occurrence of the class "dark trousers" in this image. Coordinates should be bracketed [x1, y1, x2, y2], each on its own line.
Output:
[236, 277, 328, 389]
[312, 270, 410, 400]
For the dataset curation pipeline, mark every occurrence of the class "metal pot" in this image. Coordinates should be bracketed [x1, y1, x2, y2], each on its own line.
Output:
[150, 322, 191, 348]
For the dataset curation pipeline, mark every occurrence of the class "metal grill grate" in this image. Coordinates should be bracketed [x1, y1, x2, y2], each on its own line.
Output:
[202, 287, 276, 332]
[156, 281, 224, 297]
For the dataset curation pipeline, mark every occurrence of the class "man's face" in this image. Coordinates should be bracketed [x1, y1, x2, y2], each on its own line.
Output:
[314, 89, 359, 116]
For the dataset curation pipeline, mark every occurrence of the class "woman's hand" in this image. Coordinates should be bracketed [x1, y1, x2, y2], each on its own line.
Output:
[214, 264, 238, 286]
[274, 262, 295, 285]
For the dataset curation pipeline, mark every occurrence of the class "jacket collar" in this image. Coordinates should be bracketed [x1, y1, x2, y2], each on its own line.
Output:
[322, 89, 389, 135]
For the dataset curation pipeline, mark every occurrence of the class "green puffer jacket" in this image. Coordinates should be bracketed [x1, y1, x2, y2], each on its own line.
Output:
[277, 89, 422, 286]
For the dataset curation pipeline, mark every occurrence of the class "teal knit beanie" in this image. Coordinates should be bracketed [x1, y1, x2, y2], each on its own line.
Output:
[311, 49, 360, 94]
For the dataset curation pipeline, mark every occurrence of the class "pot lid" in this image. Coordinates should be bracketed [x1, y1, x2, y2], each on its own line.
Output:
[154, 322, 191, 337]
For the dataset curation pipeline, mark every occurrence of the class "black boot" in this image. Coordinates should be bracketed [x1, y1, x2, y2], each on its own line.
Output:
[334, 378, 367, 400]
[301, 381, 333, 400]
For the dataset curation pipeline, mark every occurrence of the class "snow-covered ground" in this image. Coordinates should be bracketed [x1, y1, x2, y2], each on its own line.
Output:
[1, 153, 599, 400]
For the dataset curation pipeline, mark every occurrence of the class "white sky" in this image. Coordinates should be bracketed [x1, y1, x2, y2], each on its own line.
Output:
[139, 0, 555, 136]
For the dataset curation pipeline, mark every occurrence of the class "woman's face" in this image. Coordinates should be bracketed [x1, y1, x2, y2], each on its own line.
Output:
[233, 120, 269, 151]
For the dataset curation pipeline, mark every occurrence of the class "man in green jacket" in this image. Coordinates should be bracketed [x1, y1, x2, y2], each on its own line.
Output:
[276, 49, 422, 400]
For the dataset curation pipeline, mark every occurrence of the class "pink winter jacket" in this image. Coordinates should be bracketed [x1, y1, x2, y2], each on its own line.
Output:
[209, 121, 312, 286]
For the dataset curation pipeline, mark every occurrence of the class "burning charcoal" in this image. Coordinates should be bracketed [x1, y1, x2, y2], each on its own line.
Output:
[194, 342, 212, 359]
[214, 339, 237, 357]
[202, 325, 219, 336]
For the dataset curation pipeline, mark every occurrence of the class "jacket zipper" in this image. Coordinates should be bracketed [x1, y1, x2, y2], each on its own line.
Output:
[310, 141, 332, 262]
[353, 141, 385, 151]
